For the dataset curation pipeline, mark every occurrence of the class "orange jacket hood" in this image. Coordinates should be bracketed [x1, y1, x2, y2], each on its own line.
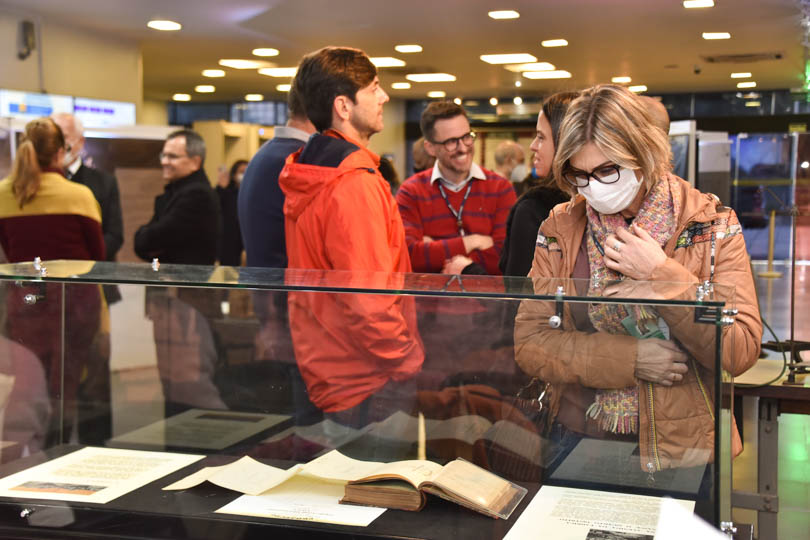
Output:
[280, 129, 380, 221]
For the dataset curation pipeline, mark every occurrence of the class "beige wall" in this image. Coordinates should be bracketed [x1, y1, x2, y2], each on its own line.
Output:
[0, 9, 142, 113]
[368, 98, 406, 182]
[140, 100, 169, 126]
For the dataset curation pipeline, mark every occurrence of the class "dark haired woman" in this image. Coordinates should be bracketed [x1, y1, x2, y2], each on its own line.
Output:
[499, 92, 579, 277]
[217, 159, 248, 266]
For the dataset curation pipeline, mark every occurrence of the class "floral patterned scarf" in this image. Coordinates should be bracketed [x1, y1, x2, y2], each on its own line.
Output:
[584, 175, 682, 434]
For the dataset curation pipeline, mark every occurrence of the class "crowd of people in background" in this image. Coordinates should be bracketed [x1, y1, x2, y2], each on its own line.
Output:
[0, 44, 762, 474]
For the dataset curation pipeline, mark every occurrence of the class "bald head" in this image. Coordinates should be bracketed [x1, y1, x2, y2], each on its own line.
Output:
[51, 112, 85, 168]
[639, 96, 670, 135]
[493, 140, 525, 180]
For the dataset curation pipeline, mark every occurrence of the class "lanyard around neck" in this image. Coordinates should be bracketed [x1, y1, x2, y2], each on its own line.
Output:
[436, 179, 474, 236]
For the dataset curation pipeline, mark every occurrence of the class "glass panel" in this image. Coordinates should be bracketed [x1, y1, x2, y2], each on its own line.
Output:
[0, 266, 740, 538]
[732, 133, 794, 260]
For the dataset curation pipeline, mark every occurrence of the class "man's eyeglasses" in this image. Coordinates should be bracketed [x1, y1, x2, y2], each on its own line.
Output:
[160, 152, 189, 161]
[562, 163, 622, 188]
[430, 131, 476, 152]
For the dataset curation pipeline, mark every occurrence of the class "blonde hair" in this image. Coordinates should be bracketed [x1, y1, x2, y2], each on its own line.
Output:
[10, 117, 65, 208]
[552, 84, 672, 195]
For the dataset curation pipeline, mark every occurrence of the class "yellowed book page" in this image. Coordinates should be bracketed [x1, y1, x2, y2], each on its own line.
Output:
[426, 459, 512, 511]
[163, 456, 302, 495]
[162, 462, 233, 491]
[209, 458, 302, 495]
[298, 450, 384, 482]
[354, 460, 443, 488]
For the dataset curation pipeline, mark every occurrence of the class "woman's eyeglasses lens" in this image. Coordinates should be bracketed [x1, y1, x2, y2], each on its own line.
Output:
[564, 165, 621, 187]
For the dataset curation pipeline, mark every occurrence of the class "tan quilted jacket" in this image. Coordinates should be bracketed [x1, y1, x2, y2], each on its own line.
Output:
[514, 174, 762, 470]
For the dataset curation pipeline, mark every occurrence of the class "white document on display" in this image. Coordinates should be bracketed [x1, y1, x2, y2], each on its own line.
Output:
[215, 475, 386, 527]
[0, 447, 203, 504]
[110, 408, 289, 450]
[504, 486, 695, 540]
[163, 456, 303, 495]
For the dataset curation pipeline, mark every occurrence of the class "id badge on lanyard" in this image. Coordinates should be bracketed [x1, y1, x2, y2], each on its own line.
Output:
[437, 180, 473, 237]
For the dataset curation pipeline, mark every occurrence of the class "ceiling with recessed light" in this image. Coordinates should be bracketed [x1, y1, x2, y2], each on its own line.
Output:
[1, 0, 804, 102]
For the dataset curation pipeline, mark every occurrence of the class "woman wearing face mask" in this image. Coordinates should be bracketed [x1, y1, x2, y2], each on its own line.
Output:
[499, 91, 578, 277]
[514, 85, 762, 474]
[216, 159, 248, 266]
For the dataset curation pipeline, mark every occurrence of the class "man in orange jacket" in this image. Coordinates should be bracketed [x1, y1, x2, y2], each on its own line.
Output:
[279, 47, 425, 435]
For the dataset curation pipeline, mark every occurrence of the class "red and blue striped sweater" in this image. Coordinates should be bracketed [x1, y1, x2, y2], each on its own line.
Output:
[396, 167, 516, 274]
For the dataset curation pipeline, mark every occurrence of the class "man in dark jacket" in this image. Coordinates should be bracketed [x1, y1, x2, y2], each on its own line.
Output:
[52, 113, 124, 263]
[238, 85, 315, 268]
[135, 130, 224, 418]
[134, 129, 221, 265]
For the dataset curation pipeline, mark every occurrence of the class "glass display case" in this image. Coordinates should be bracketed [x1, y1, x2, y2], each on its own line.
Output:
[0, 261, 737, 539]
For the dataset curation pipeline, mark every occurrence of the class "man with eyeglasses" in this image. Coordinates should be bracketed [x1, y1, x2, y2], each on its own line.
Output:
[397, 101, 516, 276]
[134, 129, 221, 265]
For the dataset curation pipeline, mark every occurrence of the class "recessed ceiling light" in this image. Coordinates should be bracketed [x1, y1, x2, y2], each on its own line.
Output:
[488, 10, 520, 19]
[489, 97, 499, 106]
[515, 81, 522, 87]
[505, 62, 555, 72]
[245, 94, 264, 101]
[737, 81, 757, 88]
[195, 85, 215, 93]
[522, 70, 572, 79]
[202, 69, 225, 78]
[252, 48, 279, 57]
[428, 91, 446, 98]
[731, 72, 752, 79]
[481, 53, 537, 65]
[395, 44, 422, 53]
[513, 96, 523, 105]
[147, 20, 182, 31]
[391, 82, 411, 90]
[541, 39, 568, 47]
[258, 67, 298, 77]
[612, 76, 632, 84]
[702, 32, 731, 40]
[276, 84, 291, 92]
[745, 101, 761, 107]
[370, 57, 406, 68]
[219, 59, 268, 69]
[172, 93, 191, 101]
[629, 85, 648, 93]
[453, 98, 462, 105]
[406, 73, 457, 82]
[683, 0, 714, 7]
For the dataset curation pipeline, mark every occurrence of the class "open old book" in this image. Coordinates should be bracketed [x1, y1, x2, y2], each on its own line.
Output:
[340, 456, 526, 519]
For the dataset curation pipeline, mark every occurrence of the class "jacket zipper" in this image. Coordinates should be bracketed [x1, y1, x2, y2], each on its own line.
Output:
[692, 358, 715, 420]
[646, 382, 662, 472]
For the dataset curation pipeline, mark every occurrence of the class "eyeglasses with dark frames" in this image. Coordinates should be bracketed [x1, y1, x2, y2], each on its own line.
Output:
[430, 131, 477, 152]
[562, 162, 622, 188]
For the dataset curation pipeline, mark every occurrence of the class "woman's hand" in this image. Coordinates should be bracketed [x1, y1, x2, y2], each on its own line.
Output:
[635, 338, 689, 386]
[604, 223, 667, 280]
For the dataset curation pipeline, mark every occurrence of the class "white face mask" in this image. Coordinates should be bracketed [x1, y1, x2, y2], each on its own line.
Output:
[510, 164, 529, 183]
[577, 166, 642, 215]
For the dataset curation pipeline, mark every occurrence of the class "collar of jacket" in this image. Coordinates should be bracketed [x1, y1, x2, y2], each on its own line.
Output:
[323, 128, 381, 168]
[165, 167, 209, 192]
